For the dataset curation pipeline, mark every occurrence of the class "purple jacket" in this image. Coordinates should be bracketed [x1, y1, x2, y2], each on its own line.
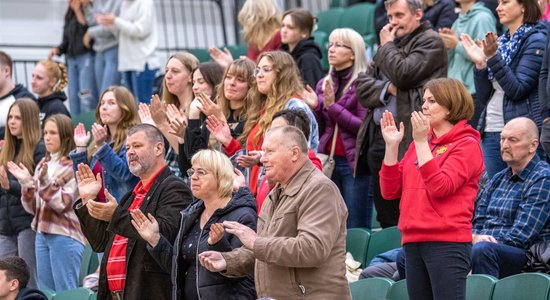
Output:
[314, 70, 368, 172]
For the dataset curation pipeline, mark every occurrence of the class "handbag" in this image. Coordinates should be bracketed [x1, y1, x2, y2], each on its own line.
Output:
[317, 124, 338, 177]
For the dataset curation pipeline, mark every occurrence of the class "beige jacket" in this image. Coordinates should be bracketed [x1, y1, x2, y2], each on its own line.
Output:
[223, 160, 350, 299]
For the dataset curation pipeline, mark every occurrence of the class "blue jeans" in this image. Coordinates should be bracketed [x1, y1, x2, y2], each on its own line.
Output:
[122, 64, 157, 104]
[404, 242, 471, 300]
[481, 132, 508, 179]
[35, 232, 84, 292]
[95, 47, 121, 95]
[331, 156, 373, 229]
[471, 241, 527, 278]
[67, 52, 98, 115]
[0, 229, 37, 288]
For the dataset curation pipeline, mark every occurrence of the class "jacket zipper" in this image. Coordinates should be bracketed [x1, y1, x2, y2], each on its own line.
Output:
[195, 226, 204, 300]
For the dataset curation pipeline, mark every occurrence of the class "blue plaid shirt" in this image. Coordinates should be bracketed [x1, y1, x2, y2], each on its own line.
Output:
[472, 156, 550, 249]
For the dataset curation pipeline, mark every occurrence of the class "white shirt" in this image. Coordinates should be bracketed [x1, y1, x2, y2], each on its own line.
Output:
[485, 80, 505, 132]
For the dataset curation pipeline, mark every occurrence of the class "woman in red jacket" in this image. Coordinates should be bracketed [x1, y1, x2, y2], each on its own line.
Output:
[379, 78, 484, 300]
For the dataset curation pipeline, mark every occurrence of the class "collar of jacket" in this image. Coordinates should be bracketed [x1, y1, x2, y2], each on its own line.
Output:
[276, 160, 316, 198]
[394, 21, 432, 47]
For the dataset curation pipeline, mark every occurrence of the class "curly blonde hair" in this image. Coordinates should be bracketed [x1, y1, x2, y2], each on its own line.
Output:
[38, 60, 68, 92]
[238, 0, 282, 51]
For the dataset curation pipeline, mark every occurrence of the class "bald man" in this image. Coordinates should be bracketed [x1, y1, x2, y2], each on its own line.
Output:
[471, 117, 550, 278]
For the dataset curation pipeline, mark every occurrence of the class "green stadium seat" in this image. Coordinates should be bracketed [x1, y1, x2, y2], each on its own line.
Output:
[330, 0, 348, 7]
[225, 44, 248, 60]
[350, 277, 394, 300]
[41, 288, 56, 300]
[79, 244, 99, 286]
[466, 274, 497, 300]
[339, 3, 377, 50]
[387, 279, 409, 300]
[317, 8, 345, 34]
[365, 226, 402, 265]
[346, 228, 371, 268]
[491, 273, 550, 300]
[187, 48, 211, 63]
[52, 287, 94, 300]
[72, 110, 96, 130]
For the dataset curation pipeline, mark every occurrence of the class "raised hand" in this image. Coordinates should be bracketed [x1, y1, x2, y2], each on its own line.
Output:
[75, 163, 102, 205]
[74, 123, 91, 148]
[208, 223, 225, 245]
[236, 151, 262, 168]
[323, 80, 336, 107]
[222, 220, 257, 249]
[410, 111, 430, 143]
[0, 166, 10, 190]
[91, 123, 108, 148]
[150, 94, 168, 126]
[232, 168, 246, 191]
[380, 111, 404, 146]
[198, 94, 223, 119]
[86, 188, 118, 221]
[302, 85, 318, 109]
[198, 251, 227, 272]
[482, 32, 498, 59]
[208, 47, 234, 69]
[7, 161, 33, 187]
[138, 103, 155, 126]
[131, 209, 161, 247]
[438, 28, 458, 49]
[460, 33, 487, 68]
[205, 115, 232, 146]
[166, 104, 188, 138]
[37, 159, 49, 185]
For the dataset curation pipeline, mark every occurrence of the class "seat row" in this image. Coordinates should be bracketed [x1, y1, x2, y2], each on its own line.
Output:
[351, 273, 550, 300]
[347, 226, 402, 268]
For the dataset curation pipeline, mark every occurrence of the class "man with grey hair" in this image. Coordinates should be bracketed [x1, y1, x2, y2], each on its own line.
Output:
[73, 124, 192, 300]
[199, 125, 351, 299]
[472, 117, 550, 278]
[354, 0, 447, 228]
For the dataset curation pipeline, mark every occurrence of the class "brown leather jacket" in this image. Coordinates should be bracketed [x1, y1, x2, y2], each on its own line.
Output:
[223, 161, 350, 299]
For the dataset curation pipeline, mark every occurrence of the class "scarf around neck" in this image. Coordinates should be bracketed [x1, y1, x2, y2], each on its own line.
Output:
[488, 23, 534, 80]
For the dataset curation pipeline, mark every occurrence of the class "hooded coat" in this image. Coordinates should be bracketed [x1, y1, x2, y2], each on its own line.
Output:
[282, 37, 324, 89]
[37, 91, 71, 123]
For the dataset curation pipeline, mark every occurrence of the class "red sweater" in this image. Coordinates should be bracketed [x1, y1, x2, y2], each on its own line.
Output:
[380, 120, 484, 244]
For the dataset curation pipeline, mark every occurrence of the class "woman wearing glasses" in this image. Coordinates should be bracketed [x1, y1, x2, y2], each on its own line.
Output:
[208, 51, 318, 196]
[303, 28, 372, 229]
[131, 149, 257, 300]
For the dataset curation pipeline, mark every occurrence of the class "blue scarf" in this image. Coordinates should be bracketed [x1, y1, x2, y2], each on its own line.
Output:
[488, 23, 534, 80]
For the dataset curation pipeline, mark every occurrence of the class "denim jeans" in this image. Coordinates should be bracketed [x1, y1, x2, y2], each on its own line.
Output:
[471, 241, 527, 278]
[35, 232, 84, 292]
[67, 52, 98, 115]
[404, 242, 471, 300]
[0, 229, 37, 288]
[95, 47, 121, 94]
[331, 156, 373, 229]
[122, 64, 158, 104]
[481, 132, 508, 179]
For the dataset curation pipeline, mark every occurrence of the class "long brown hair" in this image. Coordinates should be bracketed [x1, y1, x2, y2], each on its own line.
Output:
[44, 114, 75, 160]
[242, 51, 304, 146]
[0, 99, 41, 173]
[88, 86, 140, 157]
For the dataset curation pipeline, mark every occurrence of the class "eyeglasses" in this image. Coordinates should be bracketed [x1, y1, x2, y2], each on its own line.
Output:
[186, 168, 208, 178]
[327, 42, 353, 51]
[253, 66, 273, 77]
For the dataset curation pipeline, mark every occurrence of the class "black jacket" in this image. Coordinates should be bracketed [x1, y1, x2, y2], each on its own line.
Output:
[148, 187, 257, 300]
[37, 91, 71, 124]
[0, 140, 45, 235]
[422, 0, 458, 31]
[74, 166, 193, 300]
[282, 37, 324, 88]
[15, 288, 47, 300]
[57, 9, 92, 58]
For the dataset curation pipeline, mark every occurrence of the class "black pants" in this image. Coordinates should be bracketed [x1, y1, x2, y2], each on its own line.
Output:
[367, 122, 400, 227]
[404, 242, 471, 300]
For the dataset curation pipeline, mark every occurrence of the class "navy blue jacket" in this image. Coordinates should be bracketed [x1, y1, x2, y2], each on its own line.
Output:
[474, 22, 548, 131]
[148, 187, 257, 300]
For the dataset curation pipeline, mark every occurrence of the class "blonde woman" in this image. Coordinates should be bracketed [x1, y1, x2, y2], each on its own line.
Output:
[31, 60, 71, 123]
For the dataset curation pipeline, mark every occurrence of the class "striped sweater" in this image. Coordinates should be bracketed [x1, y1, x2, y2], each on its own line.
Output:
[20, 153, 85, 245]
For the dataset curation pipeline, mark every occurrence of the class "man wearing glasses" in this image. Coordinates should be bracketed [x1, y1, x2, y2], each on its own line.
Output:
[354, 0, 448, 228]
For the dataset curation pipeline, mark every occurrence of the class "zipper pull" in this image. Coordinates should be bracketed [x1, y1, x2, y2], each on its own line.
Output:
[298, 284, 305, 295]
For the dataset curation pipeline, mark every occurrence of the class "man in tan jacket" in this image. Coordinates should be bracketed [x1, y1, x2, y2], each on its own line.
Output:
[199, 125, 350, 299]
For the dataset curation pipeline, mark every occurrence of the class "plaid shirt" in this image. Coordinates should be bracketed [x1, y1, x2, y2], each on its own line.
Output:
[165, 146, 182, 178]
[473, 156, 550, 249]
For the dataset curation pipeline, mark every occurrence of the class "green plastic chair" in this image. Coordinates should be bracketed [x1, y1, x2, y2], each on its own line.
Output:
[72, 110, 96, 130]
[339, 3, 377, 50]
[312, 31, 329, 71]
[491, 273, 550, 300]
[346, 228, 371, 268]
[225, 44, 248, 59]
[330, 0, 347, 7]
[387, 279, 409, 300]
[187, 48, 211, 63]
[79, 244, 99, 286]
[89, 293, 97, 300]
[52, 287, 94, 300]
[350, 277, 394, 300]
[466, 274, 497, 300]
[41, 288, 56, 300]
[317, 8, 345, 34]
[365, 226, 402, 265]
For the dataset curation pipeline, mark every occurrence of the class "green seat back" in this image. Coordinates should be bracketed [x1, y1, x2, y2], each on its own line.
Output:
[346, 228, 371, 268]
[79, 244, 99, 285]
[312, 31, 329, 71]
[387, 279, 409, 300]
[317, 8, 344, 34]
[72, 110, 97, 130]
[187, 48, 211, 63]
[52, 287, 94, 300]
[41, 288, 56, 300]
[492, 273, 550, 300]
[339, 3, 376, 36]
[330, 0, 347, 7]
[365, 226, 402, 265]
[350, 277, 394, 300]
[89, 293, 97, 300]
[225, 44, 248, 60]
[466, 274, 497, 300]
